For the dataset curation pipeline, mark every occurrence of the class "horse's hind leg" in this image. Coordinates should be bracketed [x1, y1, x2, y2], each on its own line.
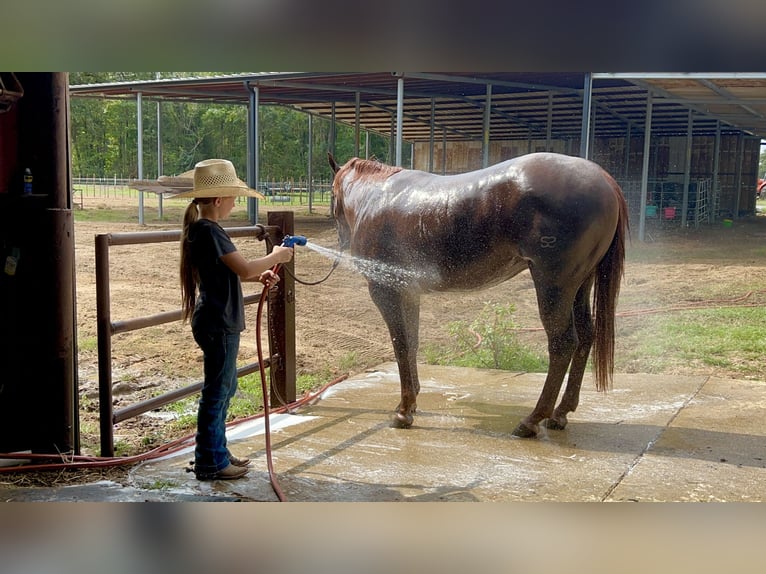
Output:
[368, 282, 421, 428]
[545, 280, 594, 431]
[513, 282, 578, 438]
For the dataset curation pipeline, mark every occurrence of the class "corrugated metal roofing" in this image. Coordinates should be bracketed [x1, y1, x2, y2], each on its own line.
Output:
[69, 72, 766, 143]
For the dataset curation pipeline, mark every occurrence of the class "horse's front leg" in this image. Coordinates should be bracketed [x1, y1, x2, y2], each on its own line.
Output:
[368, 282, 421, 428]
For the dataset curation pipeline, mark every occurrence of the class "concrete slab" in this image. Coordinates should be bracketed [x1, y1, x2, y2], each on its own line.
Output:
[126, 363, 765, 502]
[5, 364, 765, 501]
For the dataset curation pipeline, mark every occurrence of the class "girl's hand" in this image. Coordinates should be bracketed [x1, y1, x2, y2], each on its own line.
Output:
[259, 270, 281, 288]
[272, 245, 294, 264]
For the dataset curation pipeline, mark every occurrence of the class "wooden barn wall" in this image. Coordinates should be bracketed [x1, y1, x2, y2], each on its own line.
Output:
[414, 134, 759, 217]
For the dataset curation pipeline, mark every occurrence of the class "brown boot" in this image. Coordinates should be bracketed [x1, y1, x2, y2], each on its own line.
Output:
[228, 454, 252, 467]
[196, 463, 248, 481]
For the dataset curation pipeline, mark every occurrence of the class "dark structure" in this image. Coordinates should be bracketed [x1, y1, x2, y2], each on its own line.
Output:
[0, 73, 77, 453]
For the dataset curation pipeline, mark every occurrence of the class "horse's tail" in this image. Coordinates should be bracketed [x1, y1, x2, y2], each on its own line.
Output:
[592, 182, 629, 392]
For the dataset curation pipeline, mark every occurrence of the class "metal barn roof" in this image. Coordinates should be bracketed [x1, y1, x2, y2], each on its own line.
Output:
[69, 72, 766, 143]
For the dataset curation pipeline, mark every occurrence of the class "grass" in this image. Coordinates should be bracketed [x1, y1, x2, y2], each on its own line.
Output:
[161, 358, 360, 434]
[617, 306, 766, 379]
[423, 302, 547, 372]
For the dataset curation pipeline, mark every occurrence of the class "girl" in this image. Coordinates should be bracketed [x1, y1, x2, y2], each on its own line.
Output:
[178, 159, 293, 480]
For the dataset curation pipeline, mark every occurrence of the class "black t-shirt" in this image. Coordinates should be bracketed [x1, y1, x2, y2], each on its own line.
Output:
[188, 218, 245, 334]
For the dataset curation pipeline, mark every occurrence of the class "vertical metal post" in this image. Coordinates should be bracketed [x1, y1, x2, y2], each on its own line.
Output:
[712, 121, 721, 223]
[580, 72, 592, 159]
[546, 92, 553, 152]
[396, 76, 404, 166]
[483, 83, 492, 168]
[639, 92, 653, 242]
[442, 129, 447, 174]
[734, 132, 744, 217]
[429, 98, 435, 172]
[682, 110, 693, 227]
[95, 234, 115, 456]
[267, 211, 296, 406]
[330, 101, 336, 157]
[247, 84, 260, 224]
[137, 92, 144, 225]
[365, 131, 370, 159]
[389, 115, 395, 164]
[307, 113, 313, 211]
[156, 74, 163, 219]
[354, 92, 361, 157]
[624, 122, 632, 180]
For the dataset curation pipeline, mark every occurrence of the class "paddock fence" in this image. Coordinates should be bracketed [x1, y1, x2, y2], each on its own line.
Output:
[72, 176, 334, 206]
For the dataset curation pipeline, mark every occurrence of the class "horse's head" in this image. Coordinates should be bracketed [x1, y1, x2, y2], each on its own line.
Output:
[328, 153, 352, 251]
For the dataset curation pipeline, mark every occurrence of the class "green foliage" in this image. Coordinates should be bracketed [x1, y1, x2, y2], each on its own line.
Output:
[429, 302, 547, 372]
[77, 336, 97, 352]
[68, 72, 406, 181]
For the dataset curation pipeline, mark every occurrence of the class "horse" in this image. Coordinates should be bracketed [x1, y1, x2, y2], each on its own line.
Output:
[328, 152, 628, 438]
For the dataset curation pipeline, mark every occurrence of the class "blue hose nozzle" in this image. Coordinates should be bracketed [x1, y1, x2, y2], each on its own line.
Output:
[281, 235, 307, 248]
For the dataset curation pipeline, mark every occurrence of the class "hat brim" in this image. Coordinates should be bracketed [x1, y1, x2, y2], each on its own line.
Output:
[129, 176, 193, 195]
[172, 182, 265, 200]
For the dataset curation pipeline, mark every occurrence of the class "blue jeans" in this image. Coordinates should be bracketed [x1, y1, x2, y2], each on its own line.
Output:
[192, 330, 241, 475]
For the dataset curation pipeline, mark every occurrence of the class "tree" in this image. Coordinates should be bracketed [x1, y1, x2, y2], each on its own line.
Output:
[68, 73, 396, 181]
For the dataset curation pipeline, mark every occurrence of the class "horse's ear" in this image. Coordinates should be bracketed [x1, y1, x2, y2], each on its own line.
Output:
[328, 152, 340, 174]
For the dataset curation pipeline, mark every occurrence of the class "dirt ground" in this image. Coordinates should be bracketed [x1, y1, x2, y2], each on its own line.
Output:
[71, 197, 766, 456]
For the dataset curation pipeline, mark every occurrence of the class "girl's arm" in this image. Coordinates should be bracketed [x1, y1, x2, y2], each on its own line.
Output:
[220, 245, 293, 281]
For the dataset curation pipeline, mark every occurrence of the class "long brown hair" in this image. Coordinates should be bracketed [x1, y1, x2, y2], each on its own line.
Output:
[179, 198, 214, 323]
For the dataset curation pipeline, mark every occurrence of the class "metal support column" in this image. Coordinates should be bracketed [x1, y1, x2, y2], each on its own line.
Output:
[712, 121, 721, 223]
[307, 113, 313, 213]
[354, 92, 360, 157]
[442, 129, 447, 174]
[624, 123, 632, 180]
[546, 92, 553, 152]
[734, 132, 744, 218]
[156, 73, 163, 219]
[482, 83, 492, 168]
[396, 76, 404, 166]
[639, 92, 653, 242]
[429, 98, 435, 172]
[247, 84, 260, 224]
[681, 110, 693, 227]
[580, 72, 592, 159]
[137, 92, 144, 225]
[155, 109, 163, 219]
[330, 101, 336, 158]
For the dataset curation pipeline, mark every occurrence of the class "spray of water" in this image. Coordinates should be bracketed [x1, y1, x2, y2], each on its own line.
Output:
[304, 241, 438, 288]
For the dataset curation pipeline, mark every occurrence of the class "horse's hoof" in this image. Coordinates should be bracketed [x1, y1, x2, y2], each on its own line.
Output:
[544, 417, 567, 431]
[512, 422, 538, 438]
[393, 412, 414, 428]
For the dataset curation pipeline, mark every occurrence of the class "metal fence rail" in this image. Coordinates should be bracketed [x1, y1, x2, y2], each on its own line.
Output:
[95, 220, 294, 456]
[73, 177, 334, 205]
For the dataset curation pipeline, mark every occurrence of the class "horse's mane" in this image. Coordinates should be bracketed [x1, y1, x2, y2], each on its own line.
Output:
[344, 158, 403, 182]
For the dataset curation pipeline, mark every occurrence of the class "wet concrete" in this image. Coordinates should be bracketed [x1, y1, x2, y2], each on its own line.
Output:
[5, 363, 766, 502]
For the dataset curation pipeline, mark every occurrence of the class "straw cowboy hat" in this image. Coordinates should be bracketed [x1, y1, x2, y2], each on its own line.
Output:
[172, 159, 265, 199]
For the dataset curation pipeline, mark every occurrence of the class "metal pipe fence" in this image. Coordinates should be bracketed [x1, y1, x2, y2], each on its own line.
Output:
[95, 223, 290, 456]
[73, 177, 334, 205]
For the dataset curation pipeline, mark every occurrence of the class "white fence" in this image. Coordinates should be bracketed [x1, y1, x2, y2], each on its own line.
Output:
[71, 177, 334, 204]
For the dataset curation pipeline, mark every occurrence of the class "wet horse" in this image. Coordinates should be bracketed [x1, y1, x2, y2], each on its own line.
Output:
[328, 152, 628, 438]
